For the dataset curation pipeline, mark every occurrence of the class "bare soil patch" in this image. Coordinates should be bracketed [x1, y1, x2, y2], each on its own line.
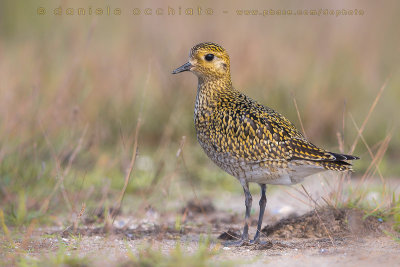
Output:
[262, 207, 386, 239]
[5, 196, 399, 267]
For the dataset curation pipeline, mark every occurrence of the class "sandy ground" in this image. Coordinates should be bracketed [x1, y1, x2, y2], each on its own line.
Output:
[28, 234, 397, 267]
[5, 175, 400, 266]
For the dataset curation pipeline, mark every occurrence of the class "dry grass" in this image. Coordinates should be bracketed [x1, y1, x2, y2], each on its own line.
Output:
[0, 0, 400, 266]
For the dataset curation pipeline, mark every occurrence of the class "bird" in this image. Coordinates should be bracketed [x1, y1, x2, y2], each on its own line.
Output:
[172, 42, 359, 246]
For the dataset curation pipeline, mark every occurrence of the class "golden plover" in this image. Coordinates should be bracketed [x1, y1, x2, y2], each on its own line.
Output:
[172, 42, 359, 246]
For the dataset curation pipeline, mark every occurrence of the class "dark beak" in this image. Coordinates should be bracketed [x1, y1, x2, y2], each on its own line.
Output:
[172, 62, 192, 74]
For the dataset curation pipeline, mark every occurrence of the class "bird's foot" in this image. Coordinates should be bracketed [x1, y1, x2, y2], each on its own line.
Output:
[250, 238, 273, 249]
[250, 238, 263, 245]
[222, 238, 272, 248]
[222, 238, 251, 247]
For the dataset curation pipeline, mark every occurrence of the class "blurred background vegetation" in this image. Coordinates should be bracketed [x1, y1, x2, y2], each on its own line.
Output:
[0, 0, 399, 226]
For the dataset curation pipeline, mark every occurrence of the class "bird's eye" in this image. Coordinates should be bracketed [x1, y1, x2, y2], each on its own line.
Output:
[205, 54, 214, 61]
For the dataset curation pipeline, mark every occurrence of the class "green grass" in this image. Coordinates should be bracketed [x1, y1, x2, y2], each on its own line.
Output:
[1, 236, 233, 267]
[16, 241, 90, 267]
[390, 193, 400, 232]
[0, 0, 399, 265]
[123, 238, 233, 267]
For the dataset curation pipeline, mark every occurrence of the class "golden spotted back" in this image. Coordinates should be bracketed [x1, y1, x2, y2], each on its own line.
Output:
[175, 42, 358, 183]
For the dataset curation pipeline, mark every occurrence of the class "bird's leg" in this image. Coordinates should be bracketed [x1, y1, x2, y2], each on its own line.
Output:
[223, 180, 252, 247]
[251, 184, 267, 244]
[242, 181, 252, 241]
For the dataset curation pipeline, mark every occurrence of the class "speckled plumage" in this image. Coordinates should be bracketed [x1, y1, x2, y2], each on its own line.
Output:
[175, 42, 358, 185]
[172, 42, 359, 245]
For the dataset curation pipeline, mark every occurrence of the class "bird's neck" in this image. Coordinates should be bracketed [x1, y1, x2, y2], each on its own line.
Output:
[196, 76, 234, 104]
[193, 76, 232, 130]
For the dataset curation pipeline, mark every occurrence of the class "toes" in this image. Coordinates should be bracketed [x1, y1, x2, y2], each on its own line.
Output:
[250, 238, 260, 245]
[252, 241, 273, 250]
[222, 239, 250, 247]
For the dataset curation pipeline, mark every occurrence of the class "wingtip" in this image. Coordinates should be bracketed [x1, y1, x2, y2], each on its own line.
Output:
[330, 152, 360, 161]
[344, 155, 360, 160]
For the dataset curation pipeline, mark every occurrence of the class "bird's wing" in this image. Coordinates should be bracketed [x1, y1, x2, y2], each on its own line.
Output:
[212, 95, 340, 163]
[249, 106, 338, 162]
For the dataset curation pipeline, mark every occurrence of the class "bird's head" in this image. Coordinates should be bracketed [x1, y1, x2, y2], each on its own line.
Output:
[172, 42, 230, 80]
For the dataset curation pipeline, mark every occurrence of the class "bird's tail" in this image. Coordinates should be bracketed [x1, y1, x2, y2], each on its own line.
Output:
[321, 152, 359, 172]
[320, 160, 353, 171]
[302, 152, 359, 172]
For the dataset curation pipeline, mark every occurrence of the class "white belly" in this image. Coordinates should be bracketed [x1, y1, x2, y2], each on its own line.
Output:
[244, 163, 326, 185]
[197, 138, 326, 186]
